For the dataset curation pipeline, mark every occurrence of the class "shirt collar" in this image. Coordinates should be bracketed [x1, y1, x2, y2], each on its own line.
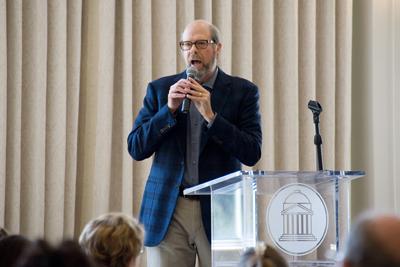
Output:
[202, 67, 218, 90]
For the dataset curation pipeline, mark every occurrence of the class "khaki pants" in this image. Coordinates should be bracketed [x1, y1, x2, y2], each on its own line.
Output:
[146, 197, 211, 267]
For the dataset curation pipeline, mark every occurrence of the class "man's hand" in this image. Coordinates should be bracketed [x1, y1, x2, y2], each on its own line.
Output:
[185, 78, 215, 122]
[168, 79, 191, 113]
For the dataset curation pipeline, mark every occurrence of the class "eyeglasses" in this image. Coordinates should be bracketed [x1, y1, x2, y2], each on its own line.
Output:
[179, 40, 215, 51]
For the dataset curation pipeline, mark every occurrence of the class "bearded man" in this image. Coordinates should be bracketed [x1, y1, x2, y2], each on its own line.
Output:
[128, 20, 262, 267]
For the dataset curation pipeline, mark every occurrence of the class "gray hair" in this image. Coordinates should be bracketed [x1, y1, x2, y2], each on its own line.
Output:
[343, 212, 400, 267]
[209, 23, 221, 44]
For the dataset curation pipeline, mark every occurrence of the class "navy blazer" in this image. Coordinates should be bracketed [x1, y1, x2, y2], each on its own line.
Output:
[127, 69, 262, 246]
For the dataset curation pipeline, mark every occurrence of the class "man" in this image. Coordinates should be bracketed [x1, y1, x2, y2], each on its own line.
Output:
[127, 20, 262, 267]
[342, 212, 400, 267]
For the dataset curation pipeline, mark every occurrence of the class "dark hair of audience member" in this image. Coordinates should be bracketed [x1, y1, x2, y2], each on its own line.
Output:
[16, 239, 97, 267]
[0, 235, 33, 267]
[0, 227, 9, 239]
[238, 243, 288, 267]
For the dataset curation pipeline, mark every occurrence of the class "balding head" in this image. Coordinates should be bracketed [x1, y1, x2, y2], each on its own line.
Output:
[179, 20, 222, 82]
[372, 215, 400, 257]
[181, 20, 221, 44]
[343, 212, 400, 267]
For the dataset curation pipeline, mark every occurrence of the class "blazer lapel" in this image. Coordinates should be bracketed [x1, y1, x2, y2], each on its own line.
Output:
[199, 70, 231, 153]
[210, 70, 231, 114]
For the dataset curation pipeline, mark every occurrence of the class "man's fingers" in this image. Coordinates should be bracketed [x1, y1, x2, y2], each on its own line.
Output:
[185, 88, 208, 97]
[169, 93, 186, 98]
[170, 85, 187, 95]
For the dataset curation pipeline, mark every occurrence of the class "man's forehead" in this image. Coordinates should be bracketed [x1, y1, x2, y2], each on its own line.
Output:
[182, 23, 211, 39]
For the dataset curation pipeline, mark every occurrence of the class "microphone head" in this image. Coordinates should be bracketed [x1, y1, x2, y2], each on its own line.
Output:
[308, 100, 323, 114]
[186, 67, 199, 80]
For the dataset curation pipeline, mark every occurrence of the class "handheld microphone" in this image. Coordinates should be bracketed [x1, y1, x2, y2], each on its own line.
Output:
[181, 67, 198, 114]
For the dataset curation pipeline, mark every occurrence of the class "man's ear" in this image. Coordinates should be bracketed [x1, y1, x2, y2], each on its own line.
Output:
[216, 43, 222, 54]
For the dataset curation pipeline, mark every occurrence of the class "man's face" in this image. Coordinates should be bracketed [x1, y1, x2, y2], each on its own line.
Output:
[181, 23, 221, 82]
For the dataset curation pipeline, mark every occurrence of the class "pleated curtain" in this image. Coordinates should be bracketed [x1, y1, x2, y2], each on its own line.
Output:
[0, 0, 352, 250]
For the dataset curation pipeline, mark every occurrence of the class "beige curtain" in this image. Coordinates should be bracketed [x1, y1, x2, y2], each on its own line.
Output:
[352, 0, 400, 214]
[0, 0, 353, 249]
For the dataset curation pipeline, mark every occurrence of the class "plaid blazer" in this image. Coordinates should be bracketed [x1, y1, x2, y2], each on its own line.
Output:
[127, 69, 262, 246]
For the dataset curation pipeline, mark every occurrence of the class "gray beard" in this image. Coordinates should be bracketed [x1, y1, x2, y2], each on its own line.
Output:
[187, 57, 217, 82]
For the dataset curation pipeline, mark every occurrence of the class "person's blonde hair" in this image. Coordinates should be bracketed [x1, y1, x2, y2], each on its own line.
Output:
[79, 213, 144, 267]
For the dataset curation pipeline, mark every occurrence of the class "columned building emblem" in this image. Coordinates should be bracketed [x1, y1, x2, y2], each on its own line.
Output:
[279, 190, 317, 242]
[267, 183, 328, 256]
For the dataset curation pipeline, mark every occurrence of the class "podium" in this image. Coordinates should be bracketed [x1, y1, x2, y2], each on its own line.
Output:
[184, 170, 365, 267]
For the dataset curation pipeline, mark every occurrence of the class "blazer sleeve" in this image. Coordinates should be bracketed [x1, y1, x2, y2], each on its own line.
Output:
[205, 82, 262, 166]
[127, 82, 177, 161]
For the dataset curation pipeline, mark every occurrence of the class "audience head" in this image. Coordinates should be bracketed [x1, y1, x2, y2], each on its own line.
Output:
[0, 226, 9, 239]
[16, 239, 95, 267]
[343, 212, 400, 267]
[0, 235, 33, 267]
[79, 213, 144, 267]
[238, 243, 288, 267]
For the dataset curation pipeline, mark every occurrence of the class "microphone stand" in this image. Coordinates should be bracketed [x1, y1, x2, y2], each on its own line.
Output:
[308, 100, 323, 171]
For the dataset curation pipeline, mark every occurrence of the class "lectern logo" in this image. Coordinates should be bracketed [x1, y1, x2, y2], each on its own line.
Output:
[266, 183, 328, 256]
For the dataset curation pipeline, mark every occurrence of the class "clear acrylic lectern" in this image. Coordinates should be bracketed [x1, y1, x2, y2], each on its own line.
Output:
[184, 170, 365, 267]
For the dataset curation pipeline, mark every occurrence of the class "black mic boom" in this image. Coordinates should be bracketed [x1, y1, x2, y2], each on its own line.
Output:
[181, 68, 198, 114]
[308, 100, 323, 171]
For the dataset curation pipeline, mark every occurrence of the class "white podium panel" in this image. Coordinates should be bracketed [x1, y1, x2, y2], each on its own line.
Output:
[184, 170, 364, 267]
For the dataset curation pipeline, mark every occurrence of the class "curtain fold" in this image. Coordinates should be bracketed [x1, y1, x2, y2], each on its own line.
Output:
[273, 0, 300, 170]
[351, 0, 400, 214]
[335, 0, 352, 169]
[253, 0, 274, 169]
[45, 0, 67, 241]
[0, 0, 7, 227]
[64, 0, 82, 238]
[0, 0, 354, 248]
[298, 0, 316, 171]
[316, 0, 336, 169]
[20, 0, 47, 238]
[4, 0, 22, 234]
